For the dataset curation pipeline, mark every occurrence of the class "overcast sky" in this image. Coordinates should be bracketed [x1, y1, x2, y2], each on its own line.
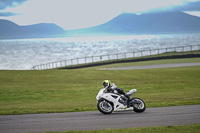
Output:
[0, 0, 200, 30]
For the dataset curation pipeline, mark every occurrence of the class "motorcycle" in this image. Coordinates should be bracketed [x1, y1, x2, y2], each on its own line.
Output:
[96, 88, 146, 114]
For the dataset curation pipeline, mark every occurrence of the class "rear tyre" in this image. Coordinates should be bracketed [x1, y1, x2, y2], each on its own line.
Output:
[132, 98, 146, 113]
[97, 99, 114, 114]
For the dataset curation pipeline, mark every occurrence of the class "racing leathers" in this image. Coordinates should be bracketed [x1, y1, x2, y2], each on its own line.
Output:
[105, 83, 130, 107]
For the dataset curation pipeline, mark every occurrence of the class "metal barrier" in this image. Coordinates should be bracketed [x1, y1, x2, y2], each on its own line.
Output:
[32, 44, 200, 70]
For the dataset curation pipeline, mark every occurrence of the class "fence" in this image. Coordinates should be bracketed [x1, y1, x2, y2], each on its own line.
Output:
[32, 44, 200, 70]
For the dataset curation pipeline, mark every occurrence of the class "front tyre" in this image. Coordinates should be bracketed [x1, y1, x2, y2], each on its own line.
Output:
[97, 99, 114, 114]
[132, 98, 146, 113]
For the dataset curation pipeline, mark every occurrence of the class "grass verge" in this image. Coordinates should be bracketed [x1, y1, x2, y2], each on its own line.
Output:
[0, 58, 200, 115]
[43, 124, 200, 133]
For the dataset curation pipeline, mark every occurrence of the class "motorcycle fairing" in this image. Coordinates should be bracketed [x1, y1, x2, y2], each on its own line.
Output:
[99, 92, 128, 111]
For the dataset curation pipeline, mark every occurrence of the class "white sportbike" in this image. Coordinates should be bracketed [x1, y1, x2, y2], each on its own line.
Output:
[96, 88, 146, 114]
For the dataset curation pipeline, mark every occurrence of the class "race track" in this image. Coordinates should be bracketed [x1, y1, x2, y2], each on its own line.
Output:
[0, 105, 200, 133]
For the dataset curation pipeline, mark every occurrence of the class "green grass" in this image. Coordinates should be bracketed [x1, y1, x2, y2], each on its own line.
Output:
[0, 58, 200, 115]
[43, 124, 200, 133]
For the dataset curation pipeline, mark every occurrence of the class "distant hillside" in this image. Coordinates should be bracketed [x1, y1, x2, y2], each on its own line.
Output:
[1, 11, 200, 39]
[68, 11, 200, 36]
[0, 19, 65, 39]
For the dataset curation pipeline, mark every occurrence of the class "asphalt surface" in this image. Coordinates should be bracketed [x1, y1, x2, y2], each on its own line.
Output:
[0, 105, 200, 133]
[104, 62, 200, 70]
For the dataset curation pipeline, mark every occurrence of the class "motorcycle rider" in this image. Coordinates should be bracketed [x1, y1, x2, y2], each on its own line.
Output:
[102, 80, 130, 107]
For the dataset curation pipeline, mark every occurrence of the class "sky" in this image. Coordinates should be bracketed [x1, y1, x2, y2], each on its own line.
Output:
[0, 0, 200, 30]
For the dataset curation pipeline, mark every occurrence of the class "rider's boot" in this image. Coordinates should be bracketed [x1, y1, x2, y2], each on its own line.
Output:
[125, 94, 130, 108]
[126, 101, 130, 108]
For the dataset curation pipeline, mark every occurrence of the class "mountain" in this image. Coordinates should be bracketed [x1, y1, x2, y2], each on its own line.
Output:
[68, 11, 200, 36]
[1, 11, 200, 39]
[0, 19, 66, 39]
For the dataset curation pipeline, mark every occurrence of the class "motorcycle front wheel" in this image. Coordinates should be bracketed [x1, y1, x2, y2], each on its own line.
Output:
[97, 99, 114, 114]
[132, 98, 146, 113]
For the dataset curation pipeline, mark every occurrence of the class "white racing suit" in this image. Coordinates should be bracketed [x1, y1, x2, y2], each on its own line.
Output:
[105, 83, 130, 107]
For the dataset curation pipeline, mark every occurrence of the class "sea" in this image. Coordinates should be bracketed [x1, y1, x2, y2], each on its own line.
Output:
[0, 33, 200, 70]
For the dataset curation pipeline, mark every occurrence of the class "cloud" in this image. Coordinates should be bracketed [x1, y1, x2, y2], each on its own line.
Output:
[0, 12, 19, 17]
[0, 0, 28, 10]
[0, 0, 27, 17]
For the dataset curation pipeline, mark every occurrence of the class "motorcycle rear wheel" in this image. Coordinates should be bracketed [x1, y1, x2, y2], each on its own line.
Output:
[97, 99, 114, 114]
[132, 98, 146, 113]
